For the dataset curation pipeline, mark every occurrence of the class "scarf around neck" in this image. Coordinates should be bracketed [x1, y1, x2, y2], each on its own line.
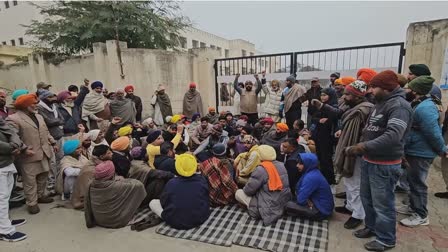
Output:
[39, 100, 58, 118]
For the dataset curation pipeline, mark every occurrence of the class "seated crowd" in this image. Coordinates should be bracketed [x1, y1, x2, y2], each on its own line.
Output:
[1, 64, 446, 252]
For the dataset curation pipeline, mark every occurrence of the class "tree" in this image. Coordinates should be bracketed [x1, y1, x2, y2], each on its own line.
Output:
[24, 1, 191, 55]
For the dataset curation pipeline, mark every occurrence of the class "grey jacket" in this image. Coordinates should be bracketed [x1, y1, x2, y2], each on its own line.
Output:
[38, 104, 64, 140]
[243, 160, 291, 226]
[362, 88, 413, 162]
[0, 118, 25, 168]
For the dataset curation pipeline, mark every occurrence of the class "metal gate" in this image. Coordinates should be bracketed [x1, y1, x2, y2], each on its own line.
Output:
[214, 42, 405, 112]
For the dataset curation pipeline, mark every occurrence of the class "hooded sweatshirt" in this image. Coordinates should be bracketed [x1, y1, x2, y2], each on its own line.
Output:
[296, 153, 334, 217]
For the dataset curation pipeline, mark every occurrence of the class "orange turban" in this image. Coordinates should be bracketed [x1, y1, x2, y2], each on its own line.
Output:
[335, 76, 356, 86]
[124, 85, 134, 92]
[14, 93, 38, 110]
[357, 68, 378, 85]
[276, 123, 289, 132]
[111, 136, 130, 151]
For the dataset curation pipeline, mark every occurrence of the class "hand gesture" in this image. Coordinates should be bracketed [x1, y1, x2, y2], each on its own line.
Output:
[111, 117, 121, 125]
[311, 99, 322, 108]
[96, 118, 104, 122]
[84, 78, 89, 86]
[319, 118, 328, 124]
[53, 145, 59, 154]
[78, 124, 85, 133]
[334, 130, 342, 138]
[11, 148, 21, 156]
[177, 124, 184, 134]
[133, 123, 143, 129]
[25, 146, 35, 156]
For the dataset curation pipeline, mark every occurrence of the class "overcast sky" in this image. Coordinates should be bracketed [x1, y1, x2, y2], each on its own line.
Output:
[180, 1, 448, 53]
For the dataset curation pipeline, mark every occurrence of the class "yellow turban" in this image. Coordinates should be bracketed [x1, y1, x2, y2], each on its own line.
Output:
[111, 136, 130, 151]
[171, 114, 182, 124]
[276, 123, 289, 132]
[118, 126, 133, 137]
[175, 154, 197, 177]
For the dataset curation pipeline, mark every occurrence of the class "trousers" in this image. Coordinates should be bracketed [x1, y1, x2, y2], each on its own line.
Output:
[344, 158, 365, 220]
[0, 164, 17, 235]
[149, 199, 163, 218]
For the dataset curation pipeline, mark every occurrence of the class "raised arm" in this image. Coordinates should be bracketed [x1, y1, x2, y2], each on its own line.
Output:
[254, 74, 262, 95]
[233, 74, 242, 95]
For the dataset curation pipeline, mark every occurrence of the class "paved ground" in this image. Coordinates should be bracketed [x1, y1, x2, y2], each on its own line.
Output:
[4, 162, 448, 252]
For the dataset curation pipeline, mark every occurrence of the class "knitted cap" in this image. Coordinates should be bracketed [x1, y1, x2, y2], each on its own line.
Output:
[409, 64, 431, 76]
[345, 80, 368, 97]
[408, 76, 435, 95]
[369, 70, 399, 91]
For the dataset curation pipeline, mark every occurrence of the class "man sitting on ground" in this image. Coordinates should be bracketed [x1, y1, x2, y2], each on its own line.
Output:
[235, 145, 291, 226]
[146, 125, 183, 169]
[235, 135, 261, 185]
[281, 138, 306, 194]
[154, 142, 176, 175]
[285, 153, 334, 220]
[85, 161, 147, 229]
[149, 154, 210, 230]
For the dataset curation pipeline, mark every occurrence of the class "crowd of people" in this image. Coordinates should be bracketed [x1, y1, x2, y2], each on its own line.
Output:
[1, 63, 447, 252]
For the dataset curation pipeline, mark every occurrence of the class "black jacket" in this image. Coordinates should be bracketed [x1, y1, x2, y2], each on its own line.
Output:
[154, 155, 176, 175]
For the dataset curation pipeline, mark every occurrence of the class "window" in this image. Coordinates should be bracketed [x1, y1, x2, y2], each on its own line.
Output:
[250, 52, 254, 56]
[10, 39, 15, 46]
[18, 37, 23, 45]
[192, 40, 198, 48]
[1, 41, 6, 45]
[210, 44, 216, 49]
[225, 49, 229, 58]
[242, 50, 247, 56]
[12, 0, 17, 6]
[200, 42, 206, 48]
[4, 1, 9, 9]
[179, 37, 187, 49]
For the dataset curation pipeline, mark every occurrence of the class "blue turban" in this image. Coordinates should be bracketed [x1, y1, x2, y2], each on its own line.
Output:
[12, 89, 29, 101]
[90, 81, 104, 90]
[192, 113, 201, 122]
[63, 140, 80, 155]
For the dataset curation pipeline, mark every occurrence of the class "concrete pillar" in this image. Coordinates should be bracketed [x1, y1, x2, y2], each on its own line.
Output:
[105, 40, 128, 88]
[93, 42, 107, 84]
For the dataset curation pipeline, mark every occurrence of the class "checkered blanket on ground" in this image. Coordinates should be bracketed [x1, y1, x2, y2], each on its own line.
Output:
[232, 215, 329, 252]
[155, 205, 247, 247]
[128, 207, 153, 225]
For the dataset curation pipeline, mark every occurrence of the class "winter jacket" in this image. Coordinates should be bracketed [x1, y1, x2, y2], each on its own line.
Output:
[154, 155, 176, 175]
[243, 160, 291, 225]
[405, 97, 446, 159]
[38, 103, 64, 140]
[161, 174, 210, 230]
[57, 104, 78, 135]
[0, 118, 25, 168]
[304, 87, 322, 115]
[296, 153, 334, 217]
[362, 88, 413, 162]
[261, 78, 282, 116]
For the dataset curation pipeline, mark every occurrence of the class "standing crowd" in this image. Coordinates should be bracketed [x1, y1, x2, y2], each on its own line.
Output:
[1, 64, 448, 252]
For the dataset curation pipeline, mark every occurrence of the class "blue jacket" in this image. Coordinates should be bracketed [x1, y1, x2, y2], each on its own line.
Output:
[161, 174, 210, 230]
[296, 153, 334, 217]
[405, 98, 447, 159]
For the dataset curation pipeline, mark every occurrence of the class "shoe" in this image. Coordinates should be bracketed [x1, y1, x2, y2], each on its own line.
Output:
[344, 217, 363, 229]
[396, 205, 415, 216]
[27, 205, 40, 215]
[0, 231, 27, 242]
[37, 196, 54, 204]
[364, 240, 395, 251]
[400, 213, 429, 227]
[335, 192, 347, 199]
[335, 206, 353, 215]
[11, 219, 26, 227]
[435, 192, 448, 199]
[353, 227, 376, 238]
[9, 191, 25, 202]
[394, 185, 408, 194]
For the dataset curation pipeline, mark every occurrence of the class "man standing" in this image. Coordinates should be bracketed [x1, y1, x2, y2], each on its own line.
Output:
[36, 82, 51, 92]
[110, 88, 136, 125]
[124, 85, 143, 123]
[183, 83, 204, 118]
[0, 117, 27, 242]
[0, 90, 9, 119]
[8, 94, 57, 214]
[316, 81, 374, 229]
[37, 90, 64, 194]
[234, 74, 262, 126]
[398, 76, 447, 227]
[261, 71, 282, 122]
[303, 77, 322, 127]
[346, 70, 412, 251]
[82, 81, 110, 130]
[151, 85, 173, 127]
[280, 75, 306, 129]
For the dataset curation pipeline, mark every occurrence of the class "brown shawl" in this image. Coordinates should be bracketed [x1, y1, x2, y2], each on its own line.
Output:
[110, 98, 136, 124]
[71, 158, 101, 209]
[156, 93, 173, 119]
[85, 178, 146, 229]
[284, 84, 306, 113]
[183, 90, 204, 118]
[334, 101, 373, 177]
[55, 155, 89, 195]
